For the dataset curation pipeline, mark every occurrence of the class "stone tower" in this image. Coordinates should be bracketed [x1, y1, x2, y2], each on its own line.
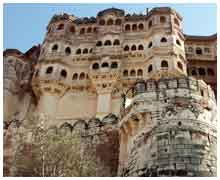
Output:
[118, 78, 217, 176]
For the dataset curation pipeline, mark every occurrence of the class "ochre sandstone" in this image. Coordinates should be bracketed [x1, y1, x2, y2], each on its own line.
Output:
[3, 7, 217, 176]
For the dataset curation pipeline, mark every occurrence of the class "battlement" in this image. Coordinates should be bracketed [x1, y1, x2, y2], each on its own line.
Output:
[121, 77, 215, 120]
[47, 113, 118, 137]
[125, 77, 215, 100]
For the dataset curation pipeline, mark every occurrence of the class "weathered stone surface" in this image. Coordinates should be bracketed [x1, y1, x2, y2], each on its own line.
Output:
[119, 78, 217, 177]
[3, 6, 217, 177]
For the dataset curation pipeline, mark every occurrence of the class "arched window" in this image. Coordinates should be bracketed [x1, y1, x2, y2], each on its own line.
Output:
[79, 72, 85, 80]
[99, 19, 105, 25]
[72, 73, 78, 80]
[76, 49, 81, 54]
[111, 62, 118, 69]
[124, 45, 129, 51]
[104, 40, 111, 46]
[130, 70, 136, 76]
[196, 47, 202, 55]
[160, 16, 166, 23]
[93, 27, 97, 33]
[65, 47, 71, 55]
[132, 24, 137, 31]
[161, 37, 167, 43]
[57, 23, 64, 30]
[69, 26, 75, 33]
[138, 23, 144, 30]
[148, 64, 153, 73]
[52, 44, 58, 51]
[123, 70, 128, 76]
[174, 18, 180, 26]
[148, 20, 152, 29]
[92, 63, 99, 70]
[161, 60, 168, 68]
[188, 47, 193, 53]
[198, 68, 206, 76]
[113, 39, 120, 46]
[107, 19, 114, 25]
[176, 39, 181, 46]
[125, 24, 130, 31]
[96, 41, 102, 47]
[101, 62, 109, 68]
[61, 69, 67, 78]
[115, 19, 122, 25]
[191, 69, 197, 76]
[80, 28, 85, 34]
[177, 62, 183, 70]
[148, 42, 153, 48]
[137, 69, 143, 76]
[138, 44, 144, 50]
[46, 66, 53, 74]
[207, 68, 215, 76]
[89, 48, 93, 53]
[87, 27, 92, 33]
[131, 45, 136, 51]
[83, 48, 88, 54]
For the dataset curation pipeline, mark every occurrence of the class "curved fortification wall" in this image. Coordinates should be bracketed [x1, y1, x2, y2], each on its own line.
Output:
[118, 77, 216, 176]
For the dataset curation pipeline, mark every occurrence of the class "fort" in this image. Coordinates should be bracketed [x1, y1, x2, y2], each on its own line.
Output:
[3, 7, 217, 176]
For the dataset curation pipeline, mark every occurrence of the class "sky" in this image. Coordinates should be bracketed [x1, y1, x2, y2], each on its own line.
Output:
[3, 3, 217, 53]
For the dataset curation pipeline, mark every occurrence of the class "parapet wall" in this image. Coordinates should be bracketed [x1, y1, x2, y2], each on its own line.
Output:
[124, 77, 215, 100]
[47, 113, 118, 136]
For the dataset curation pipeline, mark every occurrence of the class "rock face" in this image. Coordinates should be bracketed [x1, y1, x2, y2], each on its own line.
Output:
[3, 47, 40, 176]
[3, 6, 217, 177]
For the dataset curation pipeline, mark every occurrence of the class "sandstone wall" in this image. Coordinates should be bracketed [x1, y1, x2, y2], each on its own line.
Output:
[119, 77, 217, 176]
[42, 114, 119, 176]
